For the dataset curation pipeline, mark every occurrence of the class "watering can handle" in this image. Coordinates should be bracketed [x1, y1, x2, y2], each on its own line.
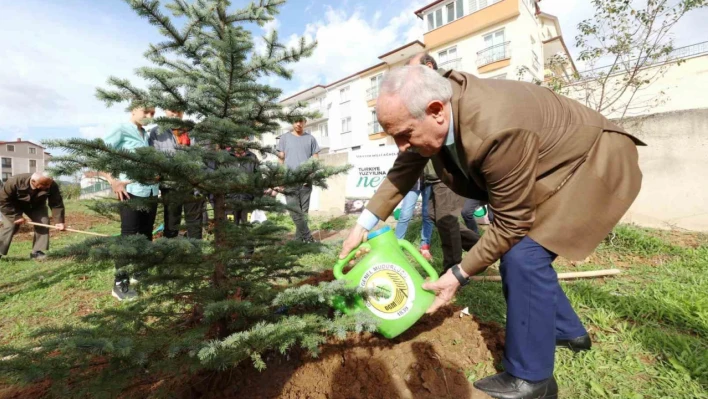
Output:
[333, 242, 372, 280]
[398, 240, 439, 282]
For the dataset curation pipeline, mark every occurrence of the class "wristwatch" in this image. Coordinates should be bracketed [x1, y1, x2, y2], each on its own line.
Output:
[450, 264, 470, 286]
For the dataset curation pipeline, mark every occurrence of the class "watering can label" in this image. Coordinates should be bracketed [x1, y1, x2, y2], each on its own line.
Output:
[359, 263, 415, 320]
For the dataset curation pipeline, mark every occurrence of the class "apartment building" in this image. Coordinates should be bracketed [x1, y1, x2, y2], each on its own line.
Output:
[263, 0, 576, 154]
[0, 139, 51, 182]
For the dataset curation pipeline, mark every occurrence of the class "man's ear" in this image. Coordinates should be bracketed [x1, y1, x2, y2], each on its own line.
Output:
[427, 100, 446, 122]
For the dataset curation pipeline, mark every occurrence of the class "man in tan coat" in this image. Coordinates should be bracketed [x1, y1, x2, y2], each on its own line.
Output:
[339, 65, 643, 399]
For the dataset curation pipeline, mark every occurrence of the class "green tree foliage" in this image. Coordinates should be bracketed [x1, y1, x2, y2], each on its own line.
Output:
[1, 0, 378, 388]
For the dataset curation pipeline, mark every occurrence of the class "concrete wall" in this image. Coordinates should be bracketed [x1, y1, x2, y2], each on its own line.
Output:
[620, 108, 708, 231]
[309, 152, 349, 215]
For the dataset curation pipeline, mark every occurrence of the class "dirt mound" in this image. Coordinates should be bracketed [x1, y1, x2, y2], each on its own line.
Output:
[184, 306, 502, 399]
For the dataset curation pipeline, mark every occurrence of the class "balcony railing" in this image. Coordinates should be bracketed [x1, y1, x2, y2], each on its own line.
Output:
[368, 121, 383, 135]
[532, 58, 541, 72]
[307, 105, 328, 121]
[477, 42, 511, 67]
[577, 41, 708, 80]
[366, 86, 379, 101]
[439, 57, 462, 71]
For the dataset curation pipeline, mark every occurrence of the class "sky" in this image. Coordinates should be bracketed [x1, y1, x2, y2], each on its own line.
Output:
[0, 0, 706, 151]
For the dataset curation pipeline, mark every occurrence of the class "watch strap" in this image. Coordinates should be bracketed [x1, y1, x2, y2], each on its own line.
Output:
[451, 264, 469, 286]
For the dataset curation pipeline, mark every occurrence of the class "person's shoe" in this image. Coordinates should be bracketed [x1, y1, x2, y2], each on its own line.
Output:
[112, 278, 137, 301]
[419, 244, 432, 261]
[30, 251, 47, 261]
[556, 333, 592, 353]
[473, 372, 558, 399]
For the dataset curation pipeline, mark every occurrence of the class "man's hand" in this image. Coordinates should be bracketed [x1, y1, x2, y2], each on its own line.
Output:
[111, 180, 130, 201]
[422, 267, 467, 314]
[55, 223, 66, 231]
[339, 224, 369, 261]
[13, 217, 26, 226]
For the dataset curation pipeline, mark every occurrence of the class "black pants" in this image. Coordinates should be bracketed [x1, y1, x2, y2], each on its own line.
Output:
[161, 188, 204, 239]
[285, 185, 313, 241]
[120, 194, 158, 240]
[228, 209, 254, 256]
[428, 183, 480, 272]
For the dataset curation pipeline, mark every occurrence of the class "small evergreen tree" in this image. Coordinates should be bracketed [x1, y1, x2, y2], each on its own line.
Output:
[0, 0, 377, 389]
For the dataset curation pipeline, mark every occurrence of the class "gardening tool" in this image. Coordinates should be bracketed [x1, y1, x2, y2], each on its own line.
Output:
[26, 221, 108, 237]
[471, 269, 622, 282]
[333, 226, 439, 339]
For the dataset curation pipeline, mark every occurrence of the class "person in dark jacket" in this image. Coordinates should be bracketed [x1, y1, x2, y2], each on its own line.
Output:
[0, 172, 66, 260]
[149, 109, 204, 239]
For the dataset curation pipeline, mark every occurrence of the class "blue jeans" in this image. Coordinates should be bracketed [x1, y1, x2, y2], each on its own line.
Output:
[500, 236, 587, 381]
[394, 185, 433, 246]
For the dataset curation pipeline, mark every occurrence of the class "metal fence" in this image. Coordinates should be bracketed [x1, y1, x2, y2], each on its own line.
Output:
[578, 41, 708, 80]
[81, 181, 111, 195]
[477, 42, 511, 67]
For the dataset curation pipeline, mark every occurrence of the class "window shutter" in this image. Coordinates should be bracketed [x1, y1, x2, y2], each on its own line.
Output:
[468, 0, 478, 13]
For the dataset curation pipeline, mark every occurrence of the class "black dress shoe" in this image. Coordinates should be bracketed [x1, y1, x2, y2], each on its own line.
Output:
[474, 372, 558, 399]
[556, 333, 592, 352]
[30, 251, 47, 261]
[473, 372, 558, 399]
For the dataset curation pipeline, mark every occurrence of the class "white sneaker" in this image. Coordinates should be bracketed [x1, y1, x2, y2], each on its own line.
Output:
[112, 284, 137, 301]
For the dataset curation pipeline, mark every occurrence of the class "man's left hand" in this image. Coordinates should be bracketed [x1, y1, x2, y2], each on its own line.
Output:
[55, 223, 66, 231]
[421, 268, 466, 314]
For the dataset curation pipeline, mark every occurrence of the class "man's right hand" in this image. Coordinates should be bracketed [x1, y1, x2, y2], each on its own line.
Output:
[13, 217, 26, 225]
[111, 181, 130, 201]
[339, 224, 369, 262]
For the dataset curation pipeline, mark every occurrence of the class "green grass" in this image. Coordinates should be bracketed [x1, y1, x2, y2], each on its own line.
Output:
[455, 224, 708, 398]
[1, 204, 706, 398]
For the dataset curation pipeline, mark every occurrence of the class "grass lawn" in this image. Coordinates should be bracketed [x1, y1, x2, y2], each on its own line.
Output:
[0, 201, 706, 398]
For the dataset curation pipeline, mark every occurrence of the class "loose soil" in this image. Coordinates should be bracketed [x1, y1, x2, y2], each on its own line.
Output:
[171, 306, 501, 399]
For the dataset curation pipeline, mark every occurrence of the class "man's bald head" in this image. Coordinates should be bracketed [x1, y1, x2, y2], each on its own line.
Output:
[30, 172, 54, 190]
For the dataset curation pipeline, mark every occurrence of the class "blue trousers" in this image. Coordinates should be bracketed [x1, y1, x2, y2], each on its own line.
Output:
[500, 236, 587, 381]
[395, 184, 433, 245]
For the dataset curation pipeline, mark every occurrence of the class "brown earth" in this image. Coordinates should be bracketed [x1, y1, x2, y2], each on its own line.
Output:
[163, 306, 501, 399]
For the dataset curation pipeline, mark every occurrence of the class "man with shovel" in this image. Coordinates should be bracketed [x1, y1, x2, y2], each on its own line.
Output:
[0, 172, 66, 261]
[339, 64, 644, 398]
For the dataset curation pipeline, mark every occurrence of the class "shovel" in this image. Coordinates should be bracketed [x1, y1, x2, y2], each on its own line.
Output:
[26, 221, 109, 237]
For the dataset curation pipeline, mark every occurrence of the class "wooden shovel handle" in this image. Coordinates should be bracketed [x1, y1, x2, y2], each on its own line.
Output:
[25, 221, 109, 237]
[471, 269, 621, 282]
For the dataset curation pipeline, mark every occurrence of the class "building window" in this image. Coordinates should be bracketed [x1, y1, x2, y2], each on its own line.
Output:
[428, 0, 464, 31]
[478, 28, 509, 67]
[29, 160, 37, 172]
[341, 117, 352, 133]
[368, 110, 382, 135]
[469, 0, 502, 14]
[1, 158, 11, 168]
[367, 74, 383, 101]
[6, 145, 14, 152]
[532, 50, 540, 72]
[340, 86, 350, 103]
[438, 46, 459, 70]
[29, 147, 37, 154]
[317, 123, 328, 137]
[1, 172, 10, 182]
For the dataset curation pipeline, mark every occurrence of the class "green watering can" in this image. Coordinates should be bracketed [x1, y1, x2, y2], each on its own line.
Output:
[332, 226, 439, 339]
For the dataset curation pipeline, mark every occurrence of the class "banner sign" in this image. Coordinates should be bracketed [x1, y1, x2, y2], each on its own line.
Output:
[345, 145, 399, 200]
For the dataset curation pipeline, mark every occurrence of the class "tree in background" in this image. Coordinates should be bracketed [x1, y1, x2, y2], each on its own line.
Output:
[545, 0, 707, 120]
[1, 0, 376, 389]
